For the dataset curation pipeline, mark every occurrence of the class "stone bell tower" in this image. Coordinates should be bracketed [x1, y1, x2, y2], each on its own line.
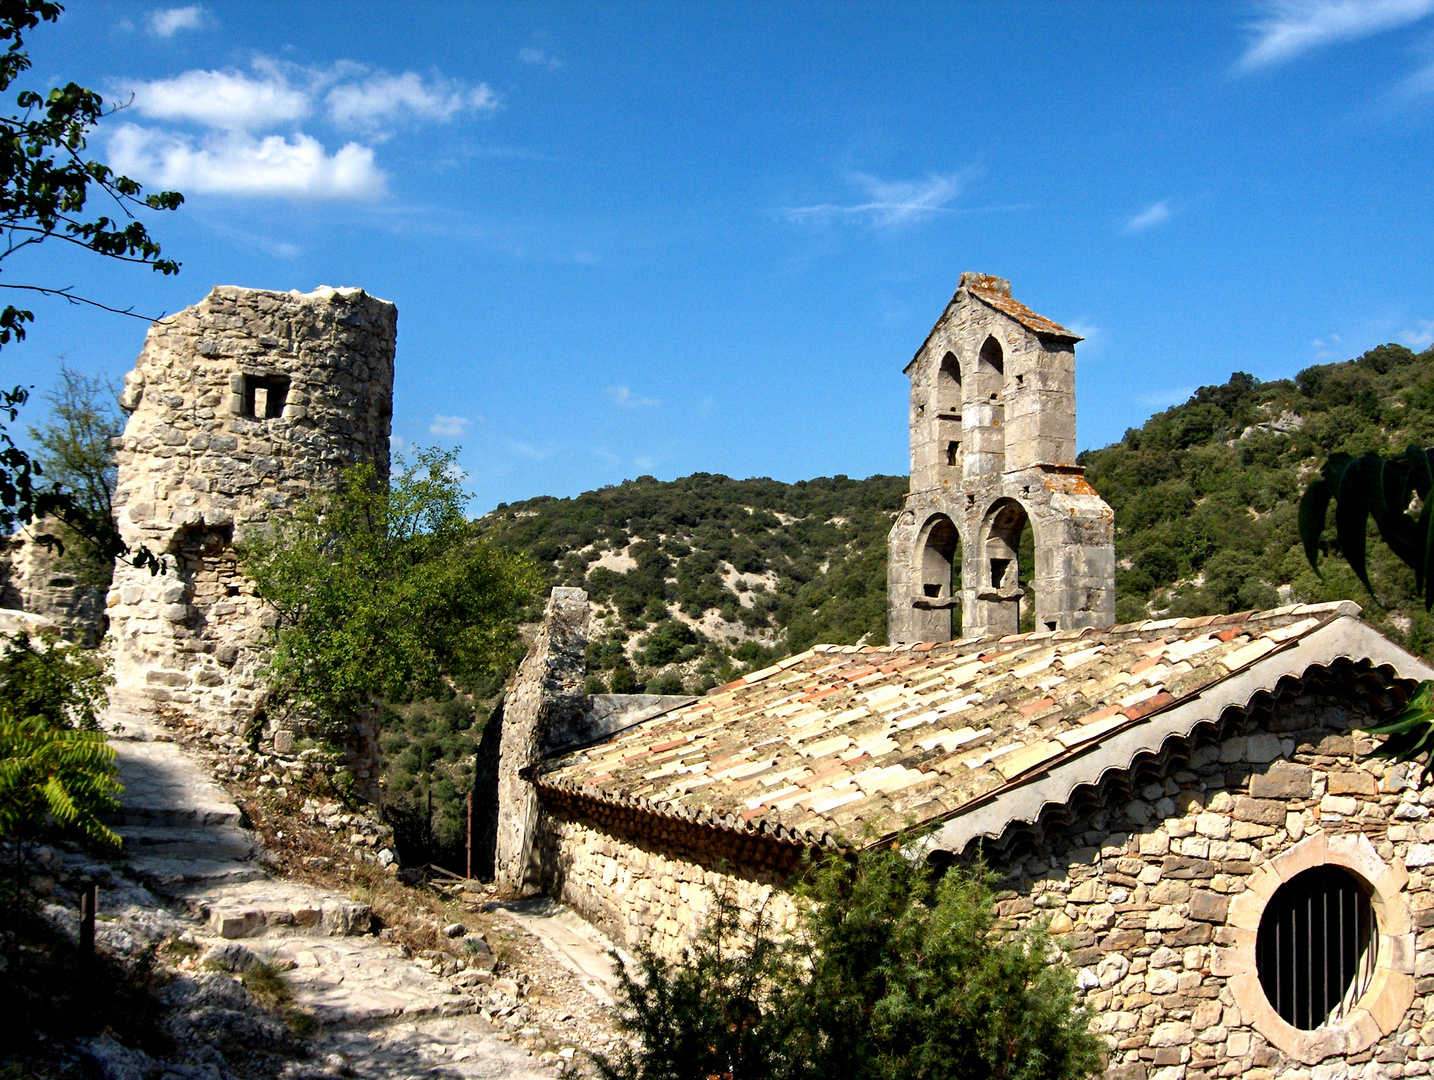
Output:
[886, 274, 1115, 644]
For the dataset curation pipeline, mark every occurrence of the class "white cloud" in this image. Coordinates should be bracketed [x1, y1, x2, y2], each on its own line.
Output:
[785, 171, 970, 227]
[148, 5, 209, 37]
[1239, 0, 1434, 70]
[126, 68, 310, 130]
[390, 433, 408, 453]
[107, 123, 386, 199]
[608, 386, 660, 408]
[443, 461, 469, 482]
[326, 72, 497, 129]
[518, 47, 563, 70]
[1126, 200, 1172, 233]
[1401, 320, 1434, 349]
[429, 414, 470, 437]
[111, 57, 500, 202]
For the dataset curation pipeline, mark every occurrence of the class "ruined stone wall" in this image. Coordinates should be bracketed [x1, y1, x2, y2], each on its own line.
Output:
[983, 689, 1431, 1080]
[106, 286, 395, 790]
[494, 587, 590, 894]
[0, 519, 108, 647]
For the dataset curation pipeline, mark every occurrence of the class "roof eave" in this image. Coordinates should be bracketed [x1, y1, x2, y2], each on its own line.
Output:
[917, 615, 1433, 857]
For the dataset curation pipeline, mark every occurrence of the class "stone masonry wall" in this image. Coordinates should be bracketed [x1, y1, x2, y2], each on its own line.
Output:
[494, 587, 590, 895]
[106, 286, 395, 794]
[983, 687, 1432, 1080]
[0, 518, 108, 646]
[538, 811, 798, 963]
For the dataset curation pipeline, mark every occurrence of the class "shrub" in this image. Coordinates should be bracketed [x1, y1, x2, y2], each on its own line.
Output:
[599, 843, 1102, 1080]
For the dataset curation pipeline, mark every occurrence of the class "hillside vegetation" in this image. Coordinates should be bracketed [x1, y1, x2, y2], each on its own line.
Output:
[477, 342, 1434, 695]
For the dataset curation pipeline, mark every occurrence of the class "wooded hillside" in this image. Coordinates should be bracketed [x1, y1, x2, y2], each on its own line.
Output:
[476, 342, 1434, 695]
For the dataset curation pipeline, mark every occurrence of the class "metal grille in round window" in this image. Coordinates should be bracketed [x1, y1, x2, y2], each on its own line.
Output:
[1255, 865, 1376, 1030]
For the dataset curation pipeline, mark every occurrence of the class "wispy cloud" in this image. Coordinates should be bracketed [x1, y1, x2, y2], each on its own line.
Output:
[608, 386, 660, 408]
[1138, 386, 1195, 408]
[517, 47, 563, 70]
[1401, 320, 1434, 349]
[429, 414, 470, 437]
[148, 5, 209, 38]
[107, 124, 384, 199]
[505, 438, 550, 460]
[1125, 200, 1172, 233]
[326, 72, 497, 130]
[1066, 321, 1103, 356]
[1239, 0, 1434, 71]
[784, 170, 973, 227]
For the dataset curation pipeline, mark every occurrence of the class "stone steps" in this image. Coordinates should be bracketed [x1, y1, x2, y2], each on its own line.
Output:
[177, 879, 373, 940]
[116, 823, 257, 863]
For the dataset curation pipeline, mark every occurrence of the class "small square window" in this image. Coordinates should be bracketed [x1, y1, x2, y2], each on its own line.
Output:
[242, 375, 289, 419]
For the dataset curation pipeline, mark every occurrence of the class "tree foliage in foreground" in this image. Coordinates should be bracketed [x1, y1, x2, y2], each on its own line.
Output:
[599, 844, 1102, 1080]
[1298, 447, 1434, 778]
[241, 448, 540, 745]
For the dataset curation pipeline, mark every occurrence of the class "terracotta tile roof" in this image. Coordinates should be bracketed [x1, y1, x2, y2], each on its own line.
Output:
[534, 603, 1380, 849]
[961, 276, 1081, 342]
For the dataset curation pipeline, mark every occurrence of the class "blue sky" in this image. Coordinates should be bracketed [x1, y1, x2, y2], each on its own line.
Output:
[9, 1, 1434, 513]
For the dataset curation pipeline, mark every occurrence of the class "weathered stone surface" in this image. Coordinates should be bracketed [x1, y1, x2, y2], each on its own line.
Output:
[494, 588, 590, 895]
[105, 286, 395, 797]
[1249, 760, 1313, 799]
[1232, 797, 1286, 826]
[1188, 890, 1229, 923]
[0, 518, 107, 646]
[887, 274, 1114, 643]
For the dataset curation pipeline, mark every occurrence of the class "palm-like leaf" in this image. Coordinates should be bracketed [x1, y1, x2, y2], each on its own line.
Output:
[1301, 450, 1434, 774]
[0, 711, 120, 846]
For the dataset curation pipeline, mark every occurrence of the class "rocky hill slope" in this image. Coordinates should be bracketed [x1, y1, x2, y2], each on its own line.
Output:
[477, 342, 1434, 696]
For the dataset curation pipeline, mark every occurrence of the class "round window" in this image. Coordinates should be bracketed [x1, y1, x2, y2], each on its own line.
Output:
[1255, 864, 1376, 1031]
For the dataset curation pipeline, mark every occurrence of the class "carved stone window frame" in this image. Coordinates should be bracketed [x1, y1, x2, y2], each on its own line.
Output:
[1215, 831, 1414, 1064]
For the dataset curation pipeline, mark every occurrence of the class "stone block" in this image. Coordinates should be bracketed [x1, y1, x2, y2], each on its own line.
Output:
[1319, 794, 1358, 817]
[1327, 771, 1376, 796]
[1188, 891, 1229, 922]
[1233, 797, 1286, 827]
[1249, 761, 1312, 799]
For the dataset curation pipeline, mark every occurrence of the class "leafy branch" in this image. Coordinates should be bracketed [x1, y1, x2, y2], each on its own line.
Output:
[1299, 447, 1434, 775]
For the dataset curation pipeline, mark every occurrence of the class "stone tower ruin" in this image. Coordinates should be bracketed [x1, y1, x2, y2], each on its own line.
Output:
[887, 274, 1115, 644]
[106, 286, 396, 783]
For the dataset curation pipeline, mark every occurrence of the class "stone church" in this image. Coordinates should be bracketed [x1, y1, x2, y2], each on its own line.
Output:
[495, 274, 1434, 1078]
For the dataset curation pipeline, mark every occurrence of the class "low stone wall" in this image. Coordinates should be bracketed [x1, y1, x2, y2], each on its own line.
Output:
[538, 810, 798, 962]
[984, 688, 1432, 1079]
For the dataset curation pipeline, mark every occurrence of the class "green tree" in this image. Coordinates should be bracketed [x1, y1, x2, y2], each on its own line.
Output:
[600, 843, 1102, 1080]
[0, 1, 181, 562]
[241, 448, 540, 754]
[0, 629, 110, 730]
[19, 363, 124, 590]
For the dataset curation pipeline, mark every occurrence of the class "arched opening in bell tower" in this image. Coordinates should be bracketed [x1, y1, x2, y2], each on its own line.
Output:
[914, 514, 961, 640]
[937, 352, 962, 414]
[980, 498, 1037, 635]
[937, 352, 963, 471]
[967, 335, 1005, 473]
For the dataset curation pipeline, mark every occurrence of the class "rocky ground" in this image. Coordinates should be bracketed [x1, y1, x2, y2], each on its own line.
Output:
[2, 694, 630, 1079]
